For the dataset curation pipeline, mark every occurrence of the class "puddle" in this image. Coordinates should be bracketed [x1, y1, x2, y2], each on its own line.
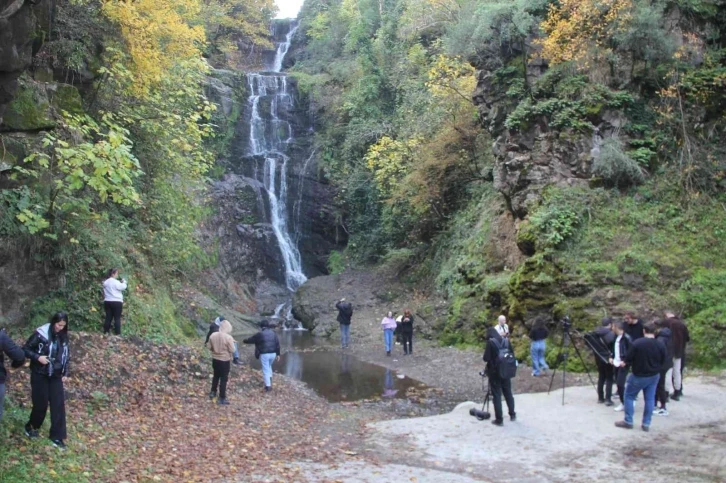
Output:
[250, 331, 426, 402]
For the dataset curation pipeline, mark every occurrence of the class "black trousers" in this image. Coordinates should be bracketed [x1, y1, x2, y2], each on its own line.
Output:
[28, 372, 66, 440]
[401, 332, 413, 354]
[489, 374, 515, 422]
[656, 368, 670, 407]
[615, 366, 629, 404]
[103, 301, 123, 335]
[596, 359, 614, 401]
[211, 359, 231, 400]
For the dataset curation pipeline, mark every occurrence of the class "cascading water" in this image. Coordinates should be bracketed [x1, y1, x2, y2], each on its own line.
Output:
[245, 21, 307, 292]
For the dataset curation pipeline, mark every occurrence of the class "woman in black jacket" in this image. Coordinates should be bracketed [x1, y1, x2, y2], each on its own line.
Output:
[23, 312, 70, 449]
[400, 310, 414, 355]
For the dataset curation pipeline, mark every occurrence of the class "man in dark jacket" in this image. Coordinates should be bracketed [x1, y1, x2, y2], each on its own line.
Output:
[243, 320, 280, 392]
[206, 316, 242, 366]
[483, 327, 516, 426]
[662, 312, 689, 400]
[615, 322, 667, 431]
[0, 328, 26, 422]
[335, 298, 353, 349]
[623, 312, 645, 341]
[592, 318, 616, 406]
[609, 321, 633, 411]
[654, 322, 674, 415]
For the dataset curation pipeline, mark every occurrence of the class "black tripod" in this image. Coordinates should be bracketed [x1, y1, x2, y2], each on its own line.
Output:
[469, 371, 492, 420]
[547, 323, 596, 405]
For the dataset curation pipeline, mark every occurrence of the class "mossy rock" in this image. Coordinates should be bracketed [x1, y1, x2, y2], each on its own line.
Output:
[50, 84, 83, 114]
[516, 220, 537, 256]
[3, 81, 56, 131]
[0, 135, 27, 171]
[508, 257, 561, 319]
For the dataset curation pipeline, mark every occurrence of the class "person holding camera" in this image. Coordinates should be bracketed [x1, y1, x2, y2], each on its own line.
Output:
[1, 328, 26, 423]
[23, 312, 70, 449]
[243, 320, 281, 392]
[609, 320, 633, 412]
[528, 317, 549, 377]
[483, 327, 516, 426]
[335, 298, 353, 349]
[102, 268, 128, 335]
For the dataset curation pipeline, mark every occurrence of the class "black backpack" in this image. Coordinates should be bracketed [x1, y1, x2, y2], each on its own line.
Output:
[495, 338, 518, 379]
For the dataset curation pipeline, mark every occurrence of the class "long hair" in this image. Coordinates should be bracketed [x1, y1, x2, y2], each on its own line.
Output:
[49, 312, 69, 342]
[404, 309, 412, 317]
[106, 268, 119, 280]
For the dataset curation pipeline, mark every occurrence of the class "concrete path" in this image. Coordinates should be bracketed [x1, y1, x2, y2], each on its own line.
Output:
[290, 375, 726, 482]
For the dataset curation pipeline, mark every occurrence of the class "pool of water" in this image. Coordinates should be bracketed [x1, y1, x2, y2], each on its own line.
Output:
[250, 331, 426, 402]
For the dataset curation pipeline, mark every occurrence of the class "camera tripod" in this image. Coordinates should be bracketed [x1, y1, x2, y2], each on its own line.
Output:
[469, 371, 492, 420]
[547, 324, 596, 405]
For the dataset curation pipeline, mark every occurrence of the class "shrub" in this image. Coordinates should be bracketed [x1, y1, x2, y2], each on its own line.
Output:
[592, 137, 646, 186]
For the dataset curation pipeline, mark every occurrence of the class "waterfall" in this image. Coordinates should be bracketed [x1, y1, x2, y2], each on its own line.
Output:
[244, 20, 307, 292]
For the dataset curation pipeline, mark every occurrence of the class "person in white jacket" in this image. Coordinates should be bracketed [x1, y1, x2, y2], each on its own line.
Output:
[102, 268, 127, 335]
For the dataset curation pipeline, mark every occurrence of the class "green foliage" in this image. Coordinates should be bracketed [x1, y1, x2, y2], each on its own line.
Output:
[593, 137, 646, 186]
[528, 188, 590, 250]
[327, 250, 347, 275]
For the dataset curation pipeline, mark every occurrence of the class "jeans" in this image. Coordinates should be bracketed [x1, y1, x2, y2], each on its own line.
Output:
[489, 375, 515, 422]
[211, 359, 231, 399]
[530, 340, 548, 375]
[0, 382, 5, 422]
[596, 359, 614, 401]
[103, 301, 123, 335]
[402, 332, 413, 354]
[624, 373, 660, 427]
[28, 373, 66, 440]
[233, 342, 240, 360]
[340, 324, 350, 347]
[260, 352, 276, 387]
[673, 358, 683, 390]
[383, 329, 394, 352]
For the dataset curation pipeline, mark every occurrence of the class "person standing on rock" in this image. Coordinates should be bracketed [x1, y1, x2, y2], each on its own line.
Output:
[528, 317, 549, 377]
[623, 312, 644, 341]
[335, 298, 353, 349]
[0, 328, 26, 423]
[495, 315, 509, 338]
[662, 311, 689, 401]
[615, 322, 666, 432]
[206, 316, 242, 366]
[207, 319, 236, 405]
[381, 311, 397, 356]
[243, 320, 280, 392]
[483, 327, 516, 426]
[102, 268, 127, 335]
[609, 321, 633, 412]
[400, 310, 414, 355]
[23, 312, 70, 449]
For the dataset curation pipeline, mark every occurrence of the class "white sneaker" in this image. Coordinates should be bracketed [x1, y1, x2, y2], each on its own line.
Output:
[614, 404, 624, 412]
[656, 408, 669, 416]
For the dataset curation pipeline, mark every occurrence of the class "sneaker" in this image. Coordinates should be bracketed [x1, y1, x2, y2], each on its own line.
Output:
[615, 421, 633, 429]
[641, 425, 650, 432]
[51, 439, 66, 450]
[24, 426, 39, 439]
[655, 408, 669, 416]
[598, 399, 606, 404]
[613, 404, 624, 412]
[604, 400, 615, 407]
[233, 359, 243, 366]
[491, 419, 503, 426]
[532, 372, 540, 377]
[386, 351, 391, 356]
[510, 414, 517, 422]
[209, 391, 216, 400]
[217, 398, 230, 405]
[264, 386, 271, 392]
[670, 391, 681, 401]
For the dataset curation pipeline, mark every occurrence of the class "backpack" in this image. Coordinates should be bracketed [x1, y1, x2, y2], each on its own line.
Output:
[494, 338, 518, 379]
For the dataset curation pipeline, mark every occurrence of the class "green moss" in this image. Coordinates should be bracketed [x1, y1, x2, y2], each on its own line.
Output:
[3, 81, 56, 131]
[51, 84, 83, 114]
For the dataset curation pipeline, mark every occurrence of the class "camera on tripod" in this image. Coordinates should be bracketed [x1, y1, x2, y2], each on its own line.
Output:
[560, 315, 572, 331]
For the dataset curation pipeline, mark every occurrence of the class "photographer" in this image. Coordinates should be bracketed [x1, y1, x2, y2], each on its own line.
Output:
[528, 317, 549, 377]
[593, 318, 615, 406]
[102, 268, 128, 335]
[483, 327, 516, 426]
[335, 298, 353, 349]
[1, 328, 26, 422]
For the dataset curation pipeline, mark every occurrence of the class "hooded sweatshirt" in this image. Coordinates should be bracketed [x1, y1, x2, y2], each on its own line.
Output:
[656, 327, 674, 371]
[0, 329, 26, 384]
[208, 320, 236, 362]
[24, 322, 70, 377]
[381, 316, 397, 330]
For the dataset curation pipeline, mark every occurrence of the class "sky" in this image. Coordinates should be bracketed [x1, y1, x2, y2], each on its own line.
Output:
[275, 0, 304, 18]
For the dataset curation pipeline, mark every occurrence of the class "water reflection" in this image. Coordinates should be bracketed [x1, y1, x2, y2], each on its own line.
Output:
[250, 331, 425, 402]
